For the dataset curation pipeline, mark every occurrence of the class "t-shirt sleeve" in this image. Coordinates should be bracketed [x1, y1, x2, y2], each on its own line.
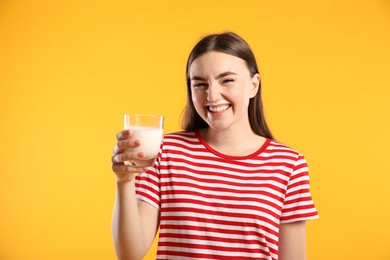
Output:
[134, 157, 161, 210]
[280, 154, 319, 223]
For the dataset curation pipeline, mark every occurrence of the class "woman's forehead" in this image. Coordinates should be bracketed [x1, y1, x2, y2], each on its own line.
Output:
[189, 51, 248, 76]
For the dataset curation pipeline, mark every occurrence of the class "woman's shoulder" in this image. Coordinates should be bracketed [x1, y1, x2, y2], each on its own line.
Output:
[267, 139, 304, 159]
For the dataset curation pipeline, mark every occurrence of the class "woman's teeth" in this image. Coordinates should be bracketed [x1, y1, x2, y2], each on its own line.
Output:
[208, 104, 230, 112]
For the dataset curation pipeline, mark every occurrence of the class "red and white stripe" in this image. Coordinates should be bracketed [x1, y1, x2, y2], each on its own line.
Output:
[136, 131, 318, 260]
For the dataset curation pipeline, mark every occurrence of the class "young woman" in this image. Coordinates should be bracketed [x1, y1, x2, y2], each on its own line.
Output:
[111, 32, 318, 260]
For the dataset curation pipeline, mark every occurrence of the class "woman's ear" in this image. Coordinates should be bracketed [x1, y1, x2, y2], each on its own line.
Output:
[249, 73, 260, 98]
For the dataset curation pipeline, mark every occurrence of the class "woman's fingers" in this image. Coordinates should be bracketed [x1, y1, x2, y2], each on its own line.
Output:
[112, 163, 149, 178]
[111, 153, 124, 164]
[112, 151, 145, 164]
[116, 129, 130, 140]
[113, 130, 141, 154]
[117, 139, 140, 150]
[112, 130, 149, 181]
[112, 163, 140, 174]
[111, 152, 131, 164]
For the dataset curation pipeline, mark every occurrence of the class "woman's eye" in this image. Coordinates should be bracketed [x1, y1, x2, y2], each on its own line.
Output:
[193, 82, 207, 87]
[222, 79, 235, 84]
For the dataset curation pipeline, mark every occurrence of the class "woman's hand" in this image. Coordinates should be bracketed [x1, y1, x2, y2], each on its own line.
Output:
[111, 129, 148, 183]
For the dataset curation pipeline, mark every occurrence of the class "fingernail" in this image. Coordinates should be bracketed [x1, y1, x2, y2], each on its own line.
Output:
[137, 152, 145, 158]
[134, 140, 140, 146]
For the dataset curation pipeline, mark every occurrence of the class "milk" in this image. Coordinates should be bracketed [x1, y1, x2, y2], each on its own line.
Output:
[128, 126, 163, 166]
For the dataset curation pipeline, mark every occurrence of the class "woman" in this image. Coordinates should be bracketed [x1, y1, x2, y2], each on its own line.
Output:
[111, 32, 318, 260]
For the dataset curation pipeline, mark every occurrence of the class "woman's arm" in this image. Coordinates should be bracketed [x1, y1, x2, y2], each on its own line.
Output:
[111, 129, 160, 260]
[278, 221, 307, 260]
[112, 180, 159, 260]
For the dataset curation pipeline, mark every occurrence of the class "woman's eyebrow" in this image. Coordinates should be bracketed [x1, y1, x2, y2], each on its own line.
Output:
[190, 71, 237, 81]
[216, 71, 237, 79]
[190, 75, 206, 81]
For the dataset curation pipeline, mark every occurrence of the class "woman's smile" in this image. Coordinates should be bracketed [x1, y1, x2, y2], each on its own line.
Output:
[207, 104, 231, 113]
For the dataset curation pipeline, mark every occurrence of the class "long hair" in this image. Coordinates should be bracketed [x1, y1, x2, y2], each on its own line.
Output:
[181, 32, 274, 140]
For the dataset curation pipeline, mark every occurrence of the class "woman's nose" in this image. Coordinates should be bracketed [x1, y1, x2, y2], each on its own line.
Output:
[206, 84, 222, 102]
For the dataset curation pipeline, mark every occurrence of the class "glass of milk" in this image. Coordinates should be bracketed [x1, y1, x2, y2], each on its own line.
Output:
[123, 114, 164, 168]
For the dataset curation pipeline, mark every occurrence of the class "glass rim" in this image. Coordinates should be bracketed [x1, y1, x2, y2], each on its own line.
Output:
[124, 113, 164, 118]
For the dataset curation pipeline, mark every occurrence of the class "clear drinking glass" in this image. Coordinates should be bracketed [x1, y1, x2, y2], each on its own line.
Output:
[123, 114, 164, 167]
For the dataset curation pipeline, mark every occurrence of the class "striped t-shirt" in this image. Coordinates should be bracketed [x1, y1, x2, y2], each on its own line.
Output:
[135, 131, 318, 260]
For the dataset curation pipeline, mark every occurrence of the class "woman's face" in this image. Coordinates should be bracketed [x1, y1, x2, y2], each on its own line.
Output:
[189, 51, 259, 132]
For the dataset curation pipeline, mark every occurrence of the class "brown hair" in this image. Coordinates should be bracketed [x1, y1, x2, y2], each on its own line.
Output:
[181, 32, 274, 140]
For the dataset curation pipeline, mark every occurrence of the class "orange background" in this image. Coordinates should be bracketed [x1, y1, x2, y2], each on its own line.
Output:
[1, 0, 389, 259]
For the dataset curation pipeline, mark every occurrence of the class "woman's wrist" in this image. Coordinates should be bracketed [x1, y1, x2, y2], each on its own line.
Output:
[116, 173, 136, 184]
[116, 176, 136, 191]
